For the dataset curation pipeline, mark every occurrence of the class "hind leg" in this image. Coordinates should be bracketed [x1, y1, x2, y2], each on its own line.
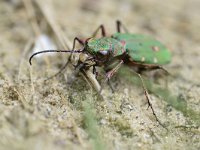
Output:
[92, 24, 106, 37]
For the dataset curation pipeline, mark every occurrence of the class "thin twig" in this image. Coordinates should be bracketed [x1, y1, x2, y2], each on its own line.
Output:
[22, 0, 41, 37]
[35, 0, 71, 49]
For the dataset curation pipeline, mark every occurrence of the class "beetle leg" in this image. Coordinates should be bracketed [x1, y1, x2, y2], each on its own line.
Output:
[128, 61, 170, 76]
[132, 72, 167, 129]
[98, 60, 124, 93]
[107, 79, 115, 93]
[116, 20, 129, 33]
[144, 65, 170, 76]
[92, 24, 106, 37]
[92, 66, 99, 78]
[141, 65, 170, 89]
[44, 60, 70, 82]
[72, 37, 85, 49]
[44, 37, 85, 81]
[105, 60, 124, 80]
[106, 60, 123, 92]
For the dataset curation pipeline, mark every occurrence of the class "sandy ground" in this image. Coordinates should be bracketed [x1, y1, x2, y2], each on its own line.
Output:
[0, 0, 200, 149]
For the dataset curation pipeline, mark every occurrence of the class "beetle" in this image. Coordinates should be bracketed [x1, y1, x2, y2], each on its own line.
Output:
[29, 21, 171, 128]
[29, 21, 171, 79]
[84, 21, 171, 79]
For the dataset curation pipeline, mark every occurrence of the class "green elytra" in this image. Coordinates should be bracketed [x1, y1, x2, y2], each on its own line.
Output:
[86, 33, 171, 66]
[112, 33, 171, 65]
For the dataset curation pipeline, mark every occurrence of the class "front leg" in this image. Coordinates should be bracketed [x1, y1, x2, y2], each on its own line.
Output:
[105, 60, 124, 80]
[44, 37, 85, 81]
[92, 24, 106, 37]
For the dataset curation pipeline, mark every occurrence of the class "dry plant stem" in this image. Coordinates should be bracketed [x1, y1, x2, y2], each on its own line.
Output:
[22, 0, 41, 37]
[23, 0, 42, 96]
[35, 0, 101, 92]
[17, 38, 34, 82]
[35, 0, 70, 49]
[24, 0, 102, 101]
[14, 87, 33, 112]
[29, 65, 35, 96]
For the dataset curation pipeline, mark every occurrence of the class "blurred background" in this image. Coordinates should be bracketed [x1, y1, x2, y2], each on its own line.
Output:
[0, 0, 200, 149]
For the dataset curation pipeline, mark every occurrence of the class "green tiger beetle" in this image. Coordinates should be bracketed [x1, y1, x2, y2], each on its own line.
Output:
[29, 20, 171, 128]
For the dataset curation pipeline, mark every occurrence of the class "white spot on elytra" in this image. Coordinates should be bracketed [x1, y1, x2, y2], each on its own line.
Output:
[141, 57, 145, 62]
[153, 57, 158, 63]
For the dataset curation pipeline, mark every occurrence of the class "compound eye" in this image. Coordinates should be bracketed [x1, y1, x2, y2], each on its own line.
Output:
[99, 50, 108, 55]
